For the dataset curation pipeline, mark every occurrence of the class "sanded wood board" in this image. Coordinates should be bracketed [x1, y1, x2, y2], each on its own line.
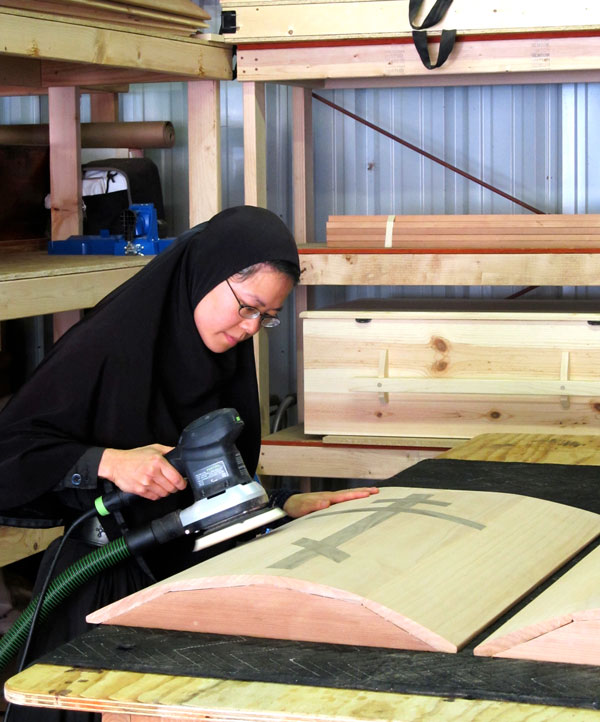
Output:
[88, 487, 600, 653]
[475, 544, 600, 665]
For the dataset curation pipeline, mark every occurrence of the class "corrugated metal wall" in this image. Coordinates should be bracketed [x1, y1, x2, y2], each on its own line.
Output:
[2, 80, 599, 404]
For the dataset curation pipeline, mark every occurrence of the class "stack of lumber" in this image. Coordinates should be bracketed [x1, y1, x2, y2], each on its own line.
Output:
[0, 0, 211, 38]
[326, 214, 600, 250]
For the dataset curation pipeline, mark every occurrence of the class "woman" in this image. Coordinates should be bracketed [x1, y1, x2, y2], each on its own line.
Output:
[0, 206, 376, 721]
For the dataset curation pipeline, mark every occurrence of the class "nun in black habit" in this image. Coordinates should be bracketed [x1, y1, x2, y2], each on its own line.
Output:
[0, 206, 378, 722]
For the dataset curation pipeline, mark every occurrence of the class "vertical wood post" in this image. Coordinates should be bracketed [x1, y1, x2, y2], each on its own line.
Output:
[243, 82, 270, 437]
[188, 80, 221, 226]
[48, 86, 83, 340]
[291, 87, 314, 492]
[243, 82, 267, 208]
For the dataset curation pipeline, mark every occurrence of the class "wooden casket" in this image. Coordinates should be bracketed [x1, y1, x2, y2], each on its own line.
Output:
[301, 300, 600, 439]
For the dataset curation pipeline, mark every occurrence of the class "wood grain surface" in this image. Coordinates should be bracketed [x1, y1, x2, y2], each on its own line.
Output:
[302, 309, 600, 438]
[475, 544, 600, 664]
[87, 487, 600, 653]
[9, 662, 600, 722]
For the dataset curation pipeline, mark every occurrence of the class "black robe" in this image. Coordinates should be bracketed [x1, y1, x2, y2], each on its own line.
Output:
[0, 206, 300, 722]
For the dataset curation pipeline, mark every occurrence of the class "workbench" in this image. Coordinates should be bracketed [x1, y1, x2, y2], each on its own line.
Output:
[5, 431, 600, 721]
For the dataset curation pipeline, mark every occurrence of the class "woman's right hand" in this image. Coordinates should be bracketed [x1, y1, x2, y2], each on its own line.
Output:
[98, 445, 187, 501]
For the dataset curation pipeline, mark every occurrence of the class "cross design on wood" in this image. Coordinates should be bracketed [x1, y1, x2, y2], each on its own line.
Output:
[269, 493, 486, 570]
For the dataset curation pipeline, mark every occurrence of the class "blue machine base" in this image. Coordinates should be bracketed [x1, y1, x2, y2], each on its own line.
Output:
[48, 235, 174, 256]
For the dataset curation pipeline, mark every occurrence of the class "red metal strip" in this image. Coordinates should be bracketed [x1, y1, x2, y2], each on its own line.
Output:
[298, 247, 600, 254]
[261, 438, 452, 451]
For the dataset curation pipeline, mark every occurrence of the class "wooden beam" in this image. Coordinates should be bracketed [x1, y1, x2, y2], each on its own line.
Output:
[40, 59, 207, 88]
[243, 82, 270, 436]
[298, 248, 600, 286]
[242, 81, 266, 207]
[258, 425, 448, 478]
[236, 36, 600, 83]
[188, 80, 221, 225]
[0, 10, 232, 80]
[0, 56, 40, 87]
[0, 254, 150, 321]
[291, 86, 313, 426]
[48, 86, 82, 242]
[221, 0, 600, 43]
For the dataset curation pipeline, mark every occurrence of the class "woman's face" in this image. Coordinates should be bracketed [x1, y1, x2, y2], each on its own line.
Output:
[193, 267, 295, 353]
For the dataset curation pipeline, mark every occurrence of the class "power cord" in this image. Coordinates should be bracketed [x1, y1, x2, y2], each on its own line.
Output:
[3, 507, 97, 722]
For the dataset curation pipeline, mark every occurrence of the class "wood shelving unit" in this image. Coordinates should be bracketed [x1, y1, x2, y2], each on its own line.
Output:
[0, 7, 232, 323]
[0, 8, 233, 564]
[236, 24, 600, 479]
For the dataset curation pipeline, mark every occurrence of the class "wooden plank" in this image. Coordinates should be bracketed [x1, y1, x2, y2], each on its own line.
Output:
[39, 59, 212, 87]
[243, 82, 270, 436]
[0, 254, 150, 320]
[236, 36, 600, 83]
[187, 79, 221, 225]
[0, 1, 208, 35]
[292, 87, 314, 245]
[327, 214, 600, 225]
[0, 525, 63, 566]
[9, 664, 600, 722]
[48, 85, 83, 339]
[259, 439, 428, 478]
[325, 211, 600, 249]
[221, 0, 600, 42]
[474, 545, 600, 665]
[298, 249, 600, 286]
[291, 86, 313, 425]
[243, 82, 266, 207]
[0, 10, 232, 80]
[48, 85, 82, 242]
[322, 432, 461, 448]
[88, 487, 600, 654]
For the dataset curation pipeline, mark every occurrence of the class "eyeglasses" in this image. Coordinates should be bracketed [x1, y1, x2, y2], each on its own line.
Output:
[226, 279, 280, 328]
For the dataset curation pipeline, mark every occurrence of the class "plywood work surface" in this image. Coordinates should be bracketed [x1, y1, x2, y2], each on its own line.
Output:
[8, 654, 600, 721]
[440, 432, 600, 466]
[87, 487, 600, 653]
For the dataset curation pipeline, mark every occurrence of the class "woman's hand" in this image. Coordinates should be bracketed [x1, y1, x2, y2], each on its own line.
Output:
[99, 445, 187, 501]
[282, 486, 379, 518]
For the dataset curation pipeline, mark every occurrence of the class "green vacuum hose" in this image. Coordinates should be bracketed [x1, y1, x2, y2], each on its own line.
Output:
[0, 536, 131, 670]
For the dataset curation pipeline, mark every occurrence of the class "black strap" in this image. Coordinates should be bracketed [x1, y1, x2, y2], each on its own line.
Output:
[412, 28, 457, 69]
[409, 0, 454, 29]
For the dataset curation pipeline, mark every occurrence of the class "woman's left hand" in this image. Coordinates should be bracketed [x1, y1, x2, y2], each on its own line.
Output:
[282, 486, 379, 518]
